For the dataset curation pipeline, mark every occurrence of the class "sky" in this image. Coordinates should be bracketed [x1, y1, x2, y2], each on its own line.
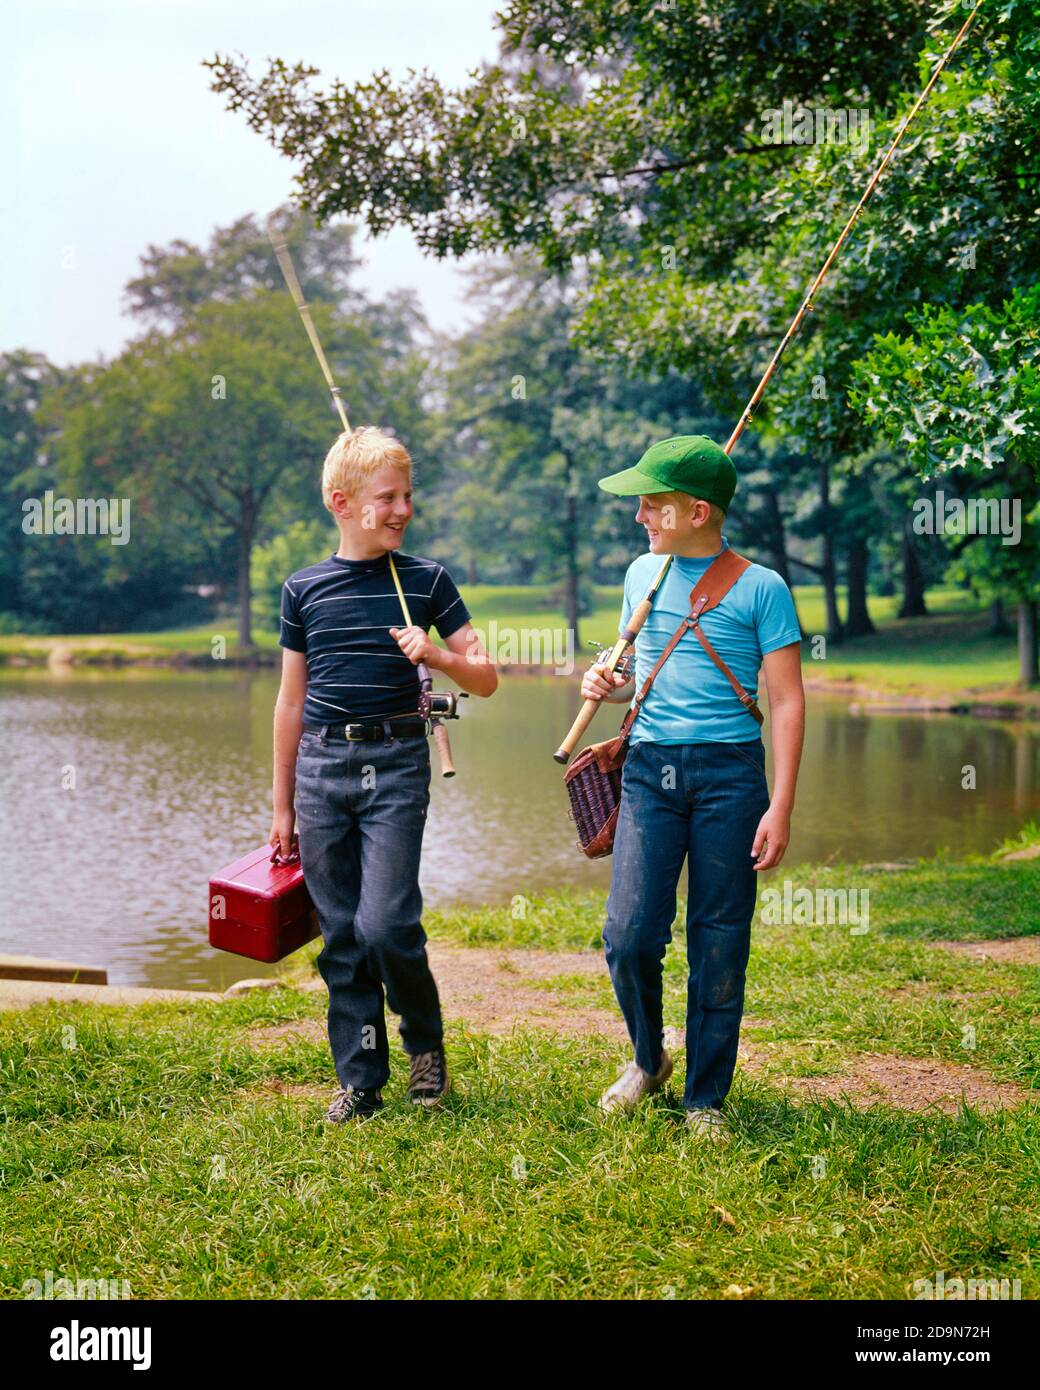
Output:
[5, 0, 504, 367]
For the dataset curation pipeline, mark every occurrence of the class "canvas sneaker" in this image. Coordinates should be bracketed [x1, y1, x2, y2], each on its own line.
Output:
[325, 1086, 383, 1123]
[685, 1106, 731, 1142]
[599, 1050, 673, 1113]
[407, 1047, 450, 1107]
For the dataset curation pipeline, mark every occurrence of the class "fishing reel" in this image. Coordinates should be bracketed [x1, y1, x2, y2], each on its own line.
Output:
[417, 686, 468, 779]
[586, 640, 633, 683]
[416, 685, 468, 721]
[427, 690, 468, 719]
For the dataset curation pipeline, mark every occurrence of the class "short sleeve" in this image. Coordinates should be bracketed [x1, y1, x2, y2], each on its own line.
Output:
[755, 570, 803, 655]
[278, 579, 307, 652]
[429, 565, 471, 640]
[618, 566, 634, 635]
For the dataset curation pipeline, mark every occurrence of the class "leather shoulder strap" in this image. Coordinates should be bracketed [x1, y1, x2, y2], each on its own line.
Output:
[688, 546, 753, 622]
[618, 603, 692, 738]
[688, 548, 764, 725]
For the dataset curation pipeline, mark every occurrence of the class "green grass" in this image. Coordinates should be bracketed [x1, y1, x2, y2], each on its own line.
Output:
[404, 845, 1040, 952]
[794, 595, 1024, 695]
[2, 845, 1037, 1300]
[0, 582, 1031, 703]
[0, 624, 282, 659]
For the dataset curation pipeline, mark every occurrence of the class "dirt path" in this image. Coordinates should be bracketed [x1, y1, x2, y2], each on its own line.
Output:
[776, 1053, 1029, 1115]
[286, 943, 628, 1040]
[930, 937, 1040, 965]
[249, 942, 1035, 1116]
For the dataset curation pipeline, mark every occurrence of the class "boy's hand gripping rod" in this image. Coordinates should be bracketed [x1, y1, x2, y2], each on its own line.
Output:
[552, 0, 985, 765]
[267, 216, 458, 777]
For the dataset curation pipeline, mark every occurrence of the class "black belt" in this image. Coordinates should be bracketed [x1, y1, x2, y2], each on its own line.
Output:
[305, 717, 429, 742]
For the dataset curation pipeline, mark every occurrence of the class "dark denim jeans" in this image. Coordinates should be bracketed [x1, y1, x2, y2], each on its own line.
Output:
[294, 729, 442, 1091]
[603, 739, 771, 1110]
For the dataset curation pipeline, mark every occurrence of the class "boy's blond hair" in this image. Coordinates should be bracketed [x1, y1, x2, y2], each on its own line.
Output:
[321, 426, 412, 511]
[671, 490, 726, 527]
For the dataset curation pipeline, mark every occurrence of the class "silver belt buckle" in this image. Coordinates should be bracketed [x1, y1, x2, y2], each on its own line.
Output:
[345, 723, 365, 741]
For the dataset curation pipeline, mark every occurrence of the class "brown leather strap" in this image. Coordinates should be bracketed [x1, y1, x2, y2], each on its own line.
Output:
[618, 609, 693, 738]
[619, 546, 763, 739]
[686, 547, 764, 725]
[690, 624, 764, 725]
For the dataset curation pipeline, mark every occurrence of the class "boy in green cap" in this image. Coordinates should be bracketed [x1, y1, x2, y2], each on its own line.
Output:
[585, 436, 805, 1139]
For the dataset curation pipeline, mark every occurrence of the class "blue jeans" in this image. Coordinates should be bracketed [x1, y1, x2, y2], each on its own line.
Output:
[603, 739, 771, 1110]
[294, 730, 442, 1091]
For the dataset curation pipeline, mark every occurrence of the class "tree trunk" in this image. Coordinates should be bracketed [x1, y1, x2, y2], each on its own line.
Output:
[237, 523, 254, 651]
[762, 484, 804, 636]
[987, 598, 1010, 635]
[845, 537, 876, 637]
[761, 484, 792, 587]
[467, 555, 478, 586]
[819, 461, 844, 642]
[1018, 598, 1039, 688]
[563, 453, 580, 650]
[898, 528, 928, 618]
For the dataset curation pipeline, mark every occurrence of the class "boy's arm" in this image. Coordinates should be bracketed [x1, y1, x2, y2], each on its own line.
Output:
[270, 648, 308, 857]
[389, 621, 498, 697]
[751, 641, 805, 872]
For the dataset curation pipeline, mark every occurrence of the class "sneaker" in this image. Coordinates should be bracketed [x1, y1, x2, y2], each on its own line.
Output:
[407, 1047, 450, 1107]
[325, 1086, 383, 1123]
[685, 1106, 730, 1142]
[599, 1050, 673, 1114]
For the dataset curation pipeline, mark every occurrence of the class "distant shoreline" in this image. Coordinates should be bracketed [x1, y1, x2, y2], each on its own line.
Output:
[1, 638, 1038, 719]
[0, 644, 281, 671]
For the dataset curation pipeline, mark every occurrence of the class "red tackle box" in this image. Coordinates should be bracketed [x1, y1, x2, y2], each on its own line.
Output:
[209, 843, 320, 963]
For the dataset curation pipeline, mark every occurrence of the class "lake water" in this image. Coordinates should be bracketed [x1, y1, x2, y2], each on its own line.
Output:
[1, 669, 1037, 989]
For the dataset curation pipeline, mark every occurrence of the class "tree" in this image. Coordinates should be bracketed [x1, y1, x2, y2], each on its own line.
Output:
[206, 2, 933, 273]
[0, 351, 64, 623]
[123, 207, 365, 330]
[206, 2, 988, 640]
[428, 257, 752, 645]
[208, 0, 1039, 649]
[41, 297, 318, 644]
[37, 209, 433, 643]
[251, 517, 338, 633]
[851, 284, 1040, 683]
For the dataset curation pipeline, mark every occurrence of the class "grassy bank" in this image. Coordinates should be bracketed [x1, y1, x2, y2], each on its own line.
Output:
[0, 583, 1030, 693]
[1, 841, 1037, 1300]
[1, 583, 1035, 711]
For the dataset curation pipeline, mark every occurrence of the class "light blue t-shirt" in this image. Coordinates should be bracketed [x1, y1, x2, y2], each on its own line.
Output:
[618, 535, 801, 745]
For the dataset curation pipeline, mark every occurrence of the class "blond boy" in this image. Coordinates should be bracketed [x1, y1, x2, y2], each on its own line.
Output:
[271, 427, 497, 1121]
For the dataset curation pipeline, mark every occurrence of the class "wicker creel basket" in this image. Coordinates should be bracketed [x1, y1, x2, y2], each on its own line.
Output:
[562, 734, 628, 859]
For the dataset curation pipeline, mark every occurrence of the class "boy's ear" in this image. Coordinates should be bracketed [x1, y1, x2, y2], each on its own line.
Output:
[328, 488, 352, 517]
[685, 494, 717, 526]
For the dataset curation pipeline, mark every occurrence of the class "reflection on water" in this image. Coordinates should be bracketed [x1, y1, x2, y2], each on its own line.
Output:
[1, 668, 1037, 989]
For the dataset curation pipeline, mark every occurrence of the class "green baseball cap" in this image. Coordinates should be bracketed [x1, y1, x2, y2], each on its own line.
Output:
[598, 435, 737, 513]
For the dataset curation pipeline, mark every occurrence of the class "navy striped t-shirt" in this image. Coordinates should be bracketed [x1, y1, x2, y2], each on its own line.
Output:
[278, 551, 471, 725]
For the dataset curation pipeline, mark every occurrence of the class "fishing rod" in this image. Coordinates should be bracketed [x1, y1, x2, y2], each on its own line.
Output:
[552, 0, 986, 766]
[267, 214, 459, 777]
